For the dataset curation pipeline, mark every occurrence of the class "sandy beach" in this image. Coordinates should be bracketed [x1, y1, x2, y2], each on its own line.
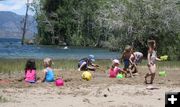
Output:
[0, 66, 180, 107]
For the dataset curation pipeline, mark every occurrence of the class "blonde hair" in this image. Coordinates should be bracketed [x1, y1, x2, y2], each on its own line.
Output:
[43, 58, 53, 67]
[124, 45, 132, 52]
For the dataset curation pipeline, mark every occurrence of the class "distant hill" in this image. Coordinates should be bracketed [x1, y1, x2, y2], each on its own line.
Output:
[0, 11, 37, 39]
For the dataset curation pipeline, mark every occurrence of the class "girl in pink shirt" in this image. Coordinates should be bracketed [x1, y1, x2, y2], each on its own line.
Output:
[109, 59, 127, 78]
[24, 59, 36, 83]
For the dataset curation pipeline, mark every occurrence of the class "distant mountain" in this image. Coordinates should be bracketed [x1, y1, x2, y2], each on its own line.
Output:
[0, 11, 37, 39]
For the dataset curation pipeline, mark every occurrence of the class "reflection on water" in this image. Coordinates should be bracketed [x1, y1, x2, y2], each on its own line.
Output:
[0, 38, 119, 59]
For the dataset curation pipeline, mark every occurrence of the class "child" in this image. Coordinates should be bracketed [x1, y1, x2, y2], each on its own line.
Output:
[134, 51, 143, 64]
[129, 48, 143, 73]
[109, 59, 126, 78]
[120, 45, 133, 77]
[144, 40, 160, 84]
[24, 59, 36, 83]
[42, 58, 55, 82]
[78, 55, 99, 71]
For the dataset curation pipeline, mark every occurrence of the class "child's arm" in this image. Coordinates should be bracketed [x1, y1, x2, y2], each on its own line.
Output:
[91, 63, 99, 67]
[119, 68, 127, 75]
[156, 54, 161, 61]
[120, 52, 125, 62]
[129, 54, 135, 65]
[24, 70, 27, 79]
[147, 51, 151, 67]
[41, 69, 47, 82]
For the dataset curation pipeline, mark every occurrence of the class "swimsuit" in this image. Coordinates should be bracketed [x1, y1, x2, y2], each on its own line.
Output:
[25, 69, 36, 83]
[45, 68, 54, 82]
[150, 51, 157, 65]
[109, 66, 123, 78]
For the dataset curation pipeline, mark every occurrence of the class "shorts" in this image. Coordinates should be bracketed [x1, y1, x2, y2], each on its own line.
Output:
[25, 80, 36, 83]
[78, 61, 88, 71]
[124, 59, 130, 69]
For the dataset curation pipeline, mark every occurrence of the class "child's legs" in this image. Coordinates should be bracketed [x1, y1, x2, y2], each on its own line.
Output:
[131, 64, 138, 73]
[80, 64, 88, 71]
[150, 73, 155, 84]
[145, 64, 156, 83]
[150, 64, 156, 83]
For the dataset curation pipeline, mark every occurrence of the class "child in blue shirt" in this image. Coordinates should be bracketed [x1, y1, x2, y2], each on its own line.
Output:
[42, 58, 54, 82]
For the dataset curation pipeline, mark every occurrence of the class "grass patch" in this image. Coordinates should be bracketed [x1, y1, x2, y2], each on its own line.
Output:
[0, 95, 8, 103]
[0, 58, 179, 73]
[140, 60, 180, 68]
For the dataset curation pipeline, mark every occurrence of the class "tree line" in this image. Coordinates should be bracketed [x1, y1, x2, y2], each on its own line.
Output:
[31, 0, 180, 60]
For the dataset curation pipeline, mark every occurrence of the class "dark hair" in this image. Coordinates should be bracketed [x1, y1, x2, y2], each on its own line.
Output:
[148, 40, 156, 48]
[25, 59, 36, 72]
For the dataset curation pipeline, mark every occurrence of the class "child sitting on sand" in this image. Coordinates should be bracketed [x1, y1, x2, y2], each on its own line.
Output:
[78, 55, 99, 71]
[109, 59, 126, 78]
[24, 59, 36, 83]
[145, 40, 161, 84]
[42, 58, 55, 82]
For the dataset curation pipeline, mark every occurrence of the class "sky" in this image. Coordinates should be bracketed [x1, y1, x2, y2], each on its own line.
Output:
[0, 0, 34, 15]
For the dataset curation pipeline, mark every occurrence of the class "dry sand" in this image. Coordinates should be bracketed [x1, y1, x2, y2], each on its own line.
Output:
[0, 66, 180, 107]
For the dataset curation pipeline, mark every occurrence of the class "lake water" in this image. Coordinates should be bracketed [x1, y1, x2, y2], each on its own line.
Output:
[0, 38, 119, 59]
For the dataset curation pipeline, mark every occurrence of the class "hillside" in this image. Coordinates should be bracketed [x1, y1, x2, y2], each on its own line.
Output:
[0, 11, 37, 39]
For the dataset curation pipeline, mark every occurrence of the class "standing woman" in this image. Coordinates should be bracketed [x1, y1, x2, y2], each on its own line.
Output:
[144, 40, 160, 84]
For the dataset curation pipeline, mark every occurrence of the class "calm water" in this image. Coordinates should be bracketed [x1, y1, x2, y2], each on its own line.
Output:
[0, 38, 119, 59]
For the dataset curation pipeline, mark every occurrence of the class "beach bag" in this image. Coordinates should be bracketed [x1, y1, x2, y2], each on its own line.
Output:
[55, 78, 64, 86]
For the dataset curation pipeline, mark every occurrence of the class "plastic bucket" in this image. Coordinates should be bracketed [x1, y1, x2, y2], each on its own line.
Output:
[159, 71, 166, 77]
[116, 73, 124, 79]
[55, 78, 64, 86]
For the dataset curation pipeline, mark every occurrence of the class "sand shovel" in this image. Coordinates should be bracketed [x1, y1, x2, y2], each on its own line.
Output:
[146, 85, 159, 90]
[96, 66, 106, 73]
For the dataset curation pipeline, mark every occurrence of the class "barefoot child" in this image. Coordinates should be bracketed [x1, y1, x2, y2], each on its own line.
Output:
[144, 40, 160, 84]
[129, 48, 143, 74]
[120, 45, 133, 77]
[42, 58, 55, 82]
[24, 59, 36, 83]
[109, 59, 126, 78]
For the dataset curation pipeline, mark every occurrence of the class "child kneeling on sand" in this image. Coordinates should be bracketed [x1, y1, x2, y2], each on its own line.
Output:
[78, 55, 99, 71]
[42, 58, 55, 82]
[109, 59, 126, 78]
[24, 59, 37, 83]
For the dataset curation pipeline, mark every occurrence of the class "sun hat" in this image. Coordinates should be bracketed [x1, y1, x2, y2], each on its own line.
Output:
[112, 59, 120, 64]
[88, 55, 95, 62]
